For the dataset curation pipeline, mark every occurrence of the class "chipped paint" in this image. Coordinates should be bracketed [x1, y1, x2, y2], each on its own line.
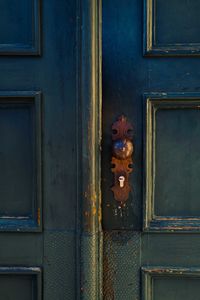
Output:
[0, 266, 41, 273]
[103, 233, 115, 300]
[79, 1, 102, 298]
[98, 208, 102, 224]
[1, 216, 29, 219]
[37, 208, 41, 226]
[92, 206, 97, 216]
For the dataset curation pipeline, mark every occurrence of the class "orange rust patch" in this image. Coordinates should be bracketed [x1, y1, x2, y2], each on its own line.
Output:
[84, 211, 89, 217]
[37, 208, 41, 226]
[103, 233, 115, 299]
[92, 206, 97, 215]
[98, 209, 102, 224]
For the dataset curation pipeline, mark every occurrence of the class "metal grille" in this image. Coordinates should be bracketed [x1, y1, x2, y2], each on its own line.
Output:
[44, 231, 76, 300]
[103, 231, 141, 300]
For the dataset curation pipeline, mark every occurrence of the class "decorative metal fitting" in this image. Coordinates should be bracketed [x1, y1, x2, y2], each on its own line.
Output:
[111, 115, 134, 204]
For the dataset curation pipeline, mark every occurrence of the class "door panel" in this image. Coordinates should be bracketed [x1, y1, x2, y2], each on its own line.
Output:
[0, 1, 79, 299]
[144, 0, 200, 55]
[145, 93, 200, 231]
[0, 267, 41, 300]
[142, 267, 200, 300]
[103, 0, 200, 299]
[0, 92, 41, 231]
[0, 0, 40, 55]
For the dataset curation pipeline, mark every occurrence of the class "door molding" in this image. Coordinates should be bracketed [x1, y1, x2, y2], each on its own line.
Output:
[78, 1, 102, 299]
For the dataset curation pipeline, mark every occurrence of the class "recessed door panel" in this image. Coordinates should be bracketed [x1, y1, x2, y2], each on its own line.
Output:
[142, 268, 200, 300]
[0, 92, 41, 231]
[145, 94, 200, 231]
[0, 0, 41, 55]
[144, 0, 200, 55]
[0, 267, 41, 300]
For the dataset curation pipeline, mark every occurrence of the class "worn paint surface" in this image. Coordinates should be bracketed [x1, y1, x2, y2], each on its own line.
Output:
[103, 0, 200, 299]
[0, 0, 102, 299]
[80, 1, 102, 299]
[103, 232, 140, 300]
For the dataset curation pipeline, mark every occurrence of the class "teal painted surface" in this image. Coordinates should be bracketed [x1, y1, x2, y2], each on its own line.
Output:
[155, 107, 200, 216]
[155, 0, 200, 44]
[103, 0, 200, 299]
[0, 0, 102, 299]
[0, 0, 40, 55]
[0, 267, 41, 300]
[144, 93, 200, 231]
[142, 234, 200, 266]
[142, 267, 200, 300]
[144, 0, 200, 56]
[153, 277, 200, 300]
[0, 92, 41, 231]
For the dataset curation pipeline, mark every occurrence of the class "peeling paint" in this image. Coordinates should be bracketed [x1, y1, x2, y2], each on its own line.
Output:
[92, 206, 97, 216]
[37, 208, 41, 226]
[98, 208, 102, 224]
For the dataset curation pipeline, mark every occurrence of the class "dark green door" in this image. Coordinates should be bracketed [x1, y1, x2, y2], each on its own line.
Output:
[0, 1, 96, 299]
[103, 1, 200, 299]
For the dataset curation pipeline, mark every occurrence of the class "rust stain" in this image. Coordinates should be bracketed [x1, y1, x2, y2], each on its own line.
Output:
[98, 208, 102, 224]
[103, 232, 115, 300]
[92, 206, 97, 216]
[84, 211, 89, 217]
[84, 184, 100, 230]
[111, 116, 134, 204]
[91, 193, 97, 206]
[103, 256, 115, 300]
[37, 208, 41, 226]
[82, 116, 101, 231]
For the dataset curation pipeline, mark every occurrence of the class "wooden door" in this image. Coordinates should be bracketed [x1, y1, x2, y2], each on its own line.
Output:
[0, 1, 102, 299]
[103, 1, 200, 299]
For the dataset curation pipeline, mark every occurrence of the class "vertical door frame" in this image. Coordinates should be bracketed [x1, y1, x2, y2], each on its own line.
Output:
[78, 0, 102, 299]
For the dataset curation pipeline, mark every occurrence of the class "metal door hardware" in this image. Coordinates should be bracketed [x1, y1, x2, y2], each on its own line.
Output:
[111, 115, 134, 204]
[118, 176, 125, 188]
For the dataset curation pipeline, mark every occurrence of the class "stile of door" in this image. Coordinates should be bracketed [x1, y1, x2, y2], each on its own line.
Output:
[102, 1, 200, 299]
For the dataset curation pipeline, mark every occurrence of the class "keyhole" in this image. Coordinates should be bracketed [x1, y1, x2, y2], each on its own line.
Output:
[118, 176, 125, 188]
